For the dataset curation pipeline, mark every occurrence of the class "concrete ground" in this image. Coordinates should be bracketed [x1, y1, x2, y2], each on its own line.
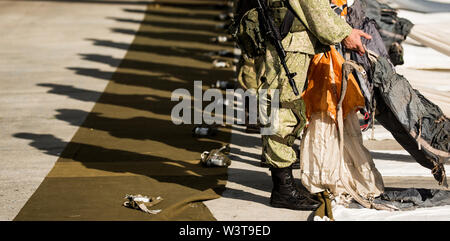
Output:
[0, 0, 148, 221]
[0, 0, 449, 221]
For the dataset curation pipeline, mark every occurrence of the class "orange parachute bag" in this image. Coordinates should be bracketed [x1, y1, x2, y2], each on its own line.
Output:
[301, 46, 365, 122]
[332, 0, 349, 16]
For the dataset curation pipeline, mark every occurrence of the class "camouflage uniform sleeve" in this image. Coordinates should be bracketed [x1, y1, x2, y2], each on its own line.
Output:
[288, 0, 352, 45]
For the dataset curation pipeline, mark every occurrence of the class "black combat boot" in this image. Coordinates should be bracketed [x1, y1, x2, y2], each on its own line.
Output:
[270, 166, 321, 210]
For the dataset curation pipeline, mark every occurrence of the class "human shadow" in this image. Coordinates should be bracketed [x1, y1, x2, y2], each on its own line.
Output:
[74, 53, 232, 84]
[86, 38, 212, 62]
[14, 133, 69, 157]
[370, 151, 417, 163]
[15, 0, 272, 207]
[123, 7, 218, 20]
[108, 16, 223, 33]
[229, 147, 262, 168]
[13, 133, 227, 194]
[54, 108, 229, 153]
[66, 67, 192, 91]
[220, 187, 271, 208]
[112, 27, 217, 44]
[151, 0, 232, 10]
[18, 0, 231, 8]
[38, 83, 181, 116]
[19, 0, 155, 5]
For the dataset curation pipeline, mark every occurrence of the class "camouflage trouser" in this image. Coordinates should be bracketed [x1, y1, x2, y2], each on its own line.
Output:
[258, 45, 311, 168]
[237, 55, 265, 125]
[237, 55, 264, 91]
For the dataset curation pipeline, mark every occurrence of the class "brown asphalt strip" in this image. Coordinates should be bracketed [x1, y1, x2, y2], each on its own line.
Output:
[15, 0, 234, 220]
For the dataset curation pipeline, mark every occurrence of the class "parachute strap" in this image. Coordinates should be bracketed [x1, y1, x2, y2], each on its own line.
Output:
[279, 101, 296, 110]
[281, 99, 307, 136]
[410, 130, 450, 159]
[279, 7, 295, 39]
[365, 47, 379, 64]
[268, 0, 306, 35]
[268, 135, 295, 146]
[268, 99, 306, 146]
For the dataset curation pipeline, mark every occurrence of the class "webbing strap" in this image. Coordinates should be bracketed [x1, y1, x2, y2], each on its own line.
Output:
[268, 135, 294, 146]
[267, 100, 303, 146]
[280, 101, 296, 110]
[280, 8, 295, 39]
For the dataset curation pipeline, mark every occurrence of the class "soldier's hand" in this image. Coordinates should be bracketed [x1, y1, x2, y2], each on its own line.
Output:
[342, 29, 372, 56]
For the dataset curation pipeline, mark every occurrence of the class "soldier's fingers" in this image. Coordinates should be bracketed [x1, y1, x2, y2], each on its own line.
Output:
[357, 43, 366, 55]
[359, 31, 372, 40]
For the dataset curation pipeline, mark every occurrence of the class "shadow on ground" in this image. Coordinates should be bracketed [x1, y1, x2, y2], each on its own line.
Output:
[13, 0, 243, 220]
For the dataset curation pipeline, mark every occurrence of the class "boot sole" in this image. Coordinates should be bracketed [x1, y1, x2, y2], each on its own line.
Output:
[270, 200, 319, 211]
